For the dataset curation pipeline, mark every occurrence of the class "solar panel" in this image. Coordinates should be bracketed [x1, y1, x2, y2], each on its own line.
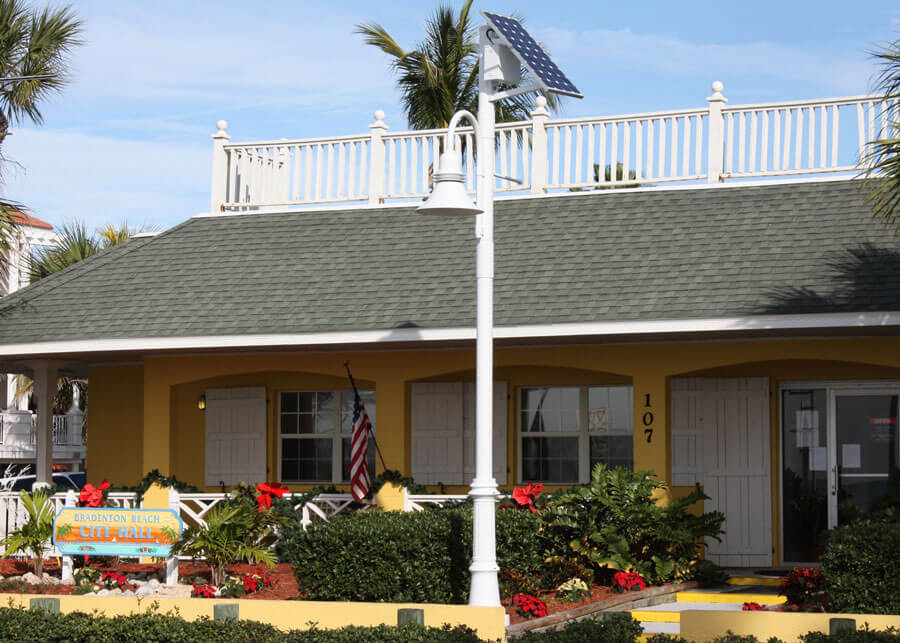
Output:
[481, 11, 582, 99]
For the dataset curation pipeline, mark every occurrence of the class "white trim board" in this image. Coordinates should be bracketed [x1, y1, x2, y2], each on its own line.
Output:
[0, 310, 898, 358]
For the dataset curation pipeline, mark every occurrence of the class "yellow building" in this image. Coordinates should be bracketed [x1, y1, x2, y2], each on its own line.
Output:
[1, 177, 898, 568]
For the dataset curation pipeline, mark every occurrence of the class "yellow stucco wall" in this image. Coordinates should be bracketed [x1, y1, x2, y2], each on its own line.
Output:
[88, 336, 900, 564]
[2, 595, 506, 641]
[681, 610, 900, 641]
[87, 364, 144, 486]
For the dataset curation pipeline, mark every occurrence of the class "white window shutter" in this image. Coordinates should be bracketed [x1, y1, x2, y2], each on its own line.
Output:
[410, 383, 464, 485]
[205, 387, 267, 487]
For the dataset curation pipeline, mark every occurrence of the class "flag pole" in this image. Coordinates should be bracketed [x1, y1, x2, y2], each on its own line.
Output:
[344, 361, 388, 472]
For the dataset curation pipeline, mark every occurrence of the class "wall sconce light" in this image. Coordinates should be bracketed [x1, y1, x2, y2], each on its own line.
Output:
[197, 394, 206, 410]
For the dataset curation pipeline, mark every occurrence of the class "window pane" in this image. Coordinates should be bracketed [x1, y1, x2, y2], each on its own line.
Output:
[298, 414, 315, 434]
[590, 435, 633, 470]
[520, 387, 578, 433]
[521, 437, 577, 482]
[298, 392, 314, 413]
[280, 413, 298, 434]
[282, 438, 332, 482]
[280, 392, 298, 413]
[589, 386, 633, 434]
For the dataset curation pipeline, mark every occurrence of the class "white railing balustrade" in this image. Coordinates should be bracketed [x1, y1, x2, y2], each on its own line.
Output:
[210, 85, 896, 211]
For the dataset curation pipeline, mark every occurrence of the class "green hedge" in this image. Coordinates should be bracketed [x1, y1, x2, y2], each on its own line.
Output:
[647, 629, 900, 643]
[517, 614, 642, 642]
[277, 506, 543, 603]
[0, 608, 489, 642]
[822, 518, 900, 614]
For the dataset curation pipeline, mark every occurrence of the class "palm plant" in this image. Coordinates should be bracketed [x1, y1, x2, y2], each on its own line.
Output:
[0, 490, 54, 576]
[356, 0, 558, 130]
[171, 504, 276, 586]
[0, 0, 82, 155]
[863, 38, 900, 227]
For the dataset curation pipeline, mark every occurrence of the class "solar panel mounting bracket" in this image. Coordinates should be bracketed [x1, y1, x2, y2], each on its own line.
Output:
[488, 82, 543, 103]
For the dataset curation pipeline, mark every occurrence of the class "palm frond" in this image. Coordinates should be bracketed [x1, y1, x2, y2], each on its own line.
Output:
[863, 37, 900, 226]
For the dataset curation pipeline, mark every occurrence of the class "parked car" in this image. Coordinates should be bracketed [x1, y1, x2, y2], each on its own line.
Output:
[0, 472, 86, 492]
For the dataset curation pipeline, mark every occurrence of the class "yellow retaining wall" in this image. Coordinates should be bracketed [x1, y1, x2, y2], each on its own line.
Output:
[681, 610, 900, 641]
[4, 595, 506, 641]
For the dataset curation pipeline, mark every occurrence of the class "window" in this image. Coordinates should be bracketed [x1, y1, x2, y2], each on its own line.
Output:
[279, 390, 375, 483]
[519, 386, 632, 483]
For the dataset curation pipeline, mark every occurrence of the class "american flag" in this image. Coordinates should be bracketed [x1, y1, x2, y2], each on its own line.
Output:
[349, 390, 372, 501]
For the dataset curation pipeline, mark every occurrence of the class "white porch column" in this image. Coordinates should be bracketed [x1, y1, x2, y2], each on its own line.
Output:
[29, 361, 58, 488]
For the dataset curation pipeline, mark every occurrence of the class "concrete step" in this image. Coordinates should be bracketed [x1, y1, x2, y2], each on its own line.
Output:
[675, 590, 784, 605]
[640, 621, 681, 635]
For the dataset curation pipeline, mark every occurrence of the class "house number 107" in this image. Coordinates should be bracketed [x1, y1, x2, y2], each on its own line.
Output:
[643, 393, 654, 443]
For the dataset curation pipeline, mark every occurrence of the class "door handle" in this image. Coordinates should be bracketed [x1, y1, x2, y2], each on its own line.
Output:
[831, 465, 837, 497]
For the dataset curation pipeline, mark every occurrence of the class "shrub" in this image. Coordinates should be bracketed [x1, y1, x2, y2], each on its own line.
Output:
[802, 627, 900, 642]
[822, 518, 900, 614]
[1, 490, 54, 576]
[542, 464, 724, 584]
[778, 567, 825, 608]
[0, 607, 488, 641]
[517, 614, 642, 642]
[277, 505, 542, 604]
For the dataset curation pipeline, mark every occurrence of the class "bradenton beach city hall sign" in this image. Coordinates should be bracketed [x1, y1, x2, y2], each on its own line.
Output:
[53, 507, 183, 557]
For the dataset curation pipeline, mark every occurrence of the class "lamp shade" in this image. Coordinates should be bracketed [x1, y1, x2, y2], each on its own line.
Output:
[417, 149, 483, 216]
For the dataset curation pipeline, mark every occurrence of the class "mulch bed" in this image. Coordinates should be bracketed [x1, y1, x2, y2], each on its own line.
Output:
[504, 584, 618, 625]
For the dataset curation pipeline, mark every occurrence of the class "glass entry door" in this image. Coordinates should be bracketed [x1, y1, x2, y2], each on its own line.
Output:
[782, 384, 900, 563]
[830, 390, 899, 527]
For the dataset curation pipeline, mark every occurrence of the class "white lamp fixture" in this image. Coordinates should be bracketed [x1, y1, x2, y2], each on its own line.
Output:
[417, 10, 582, 608]
[417, 148, 482, 216]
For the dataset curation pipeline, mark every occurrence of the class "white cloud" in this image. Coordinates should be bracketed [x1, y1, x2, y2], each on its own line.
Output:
[536, 27, 874, 95]
[2, 128, 209, 230]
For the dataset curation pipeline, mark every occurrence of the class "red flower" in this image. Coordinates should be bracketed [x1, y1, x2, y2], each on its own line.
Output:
[255, 493, 272, 511]
[512, 593, 547, 618]
[78, 479, 111, 508]
[613, 571, 646, 593]
[192, 584, 217, 598]
[101, 571, 128, 588]
[511, 483, 543, 513]
[743, 602, 767, 611]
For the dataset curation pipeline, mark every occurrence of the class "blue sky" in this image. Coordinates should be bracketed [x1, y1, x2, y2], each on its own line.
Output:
[4, 0, 898, 231]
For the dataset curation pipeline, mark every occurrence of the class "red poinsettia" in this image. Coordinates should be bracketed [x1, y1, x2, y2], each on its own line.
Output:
[78, 479, 110, 507]
[192, 584, 217, 598]
[613, 571, 646, 593]
[742, 602, 767, 611]
[511, 483, 543, 513]
[255, 481, 288, 512]
[101, 571, 128, 589]
[512, 593, 547, 618]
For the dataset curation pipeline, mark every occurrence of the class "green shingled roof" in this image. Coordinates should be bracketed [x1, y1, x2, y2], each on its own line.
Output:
[0, 178, 897, 344]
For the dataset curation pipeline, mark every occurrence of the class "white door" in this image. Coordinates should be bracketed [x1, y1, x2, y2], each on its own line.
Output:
[205, 387, 267, 486]
[672, 377, 772, 567]
[411, 382, 508, 485]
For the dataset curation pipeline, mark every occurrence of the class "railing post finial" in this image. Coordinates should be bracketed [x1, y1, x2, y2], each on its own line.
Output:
[706, 81, 727, 183]
[210, 120, 232, 213]
[530, 96, 550, 194]
[368, 110, 388, 205]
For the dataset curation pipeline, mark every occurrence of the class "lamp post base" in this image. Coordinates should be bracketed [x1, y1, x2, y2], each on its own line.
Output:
[468, 480, 501, 607]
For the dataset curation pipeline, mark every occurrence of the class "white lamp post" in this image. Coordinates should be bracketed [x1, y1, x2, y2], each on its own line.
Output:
[418, 12, 581, 607]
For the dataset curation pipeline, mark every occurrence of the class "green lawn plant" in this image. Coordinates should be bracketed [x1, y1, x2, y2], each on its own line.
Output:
[171, 503, 275, 586]
[542, 464, 725, 585]
[0, 490, 54, 576]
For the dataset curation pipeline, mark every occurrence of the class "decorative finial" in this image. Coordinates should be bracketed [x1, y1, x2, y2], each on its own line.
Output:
[374, 110, 385, 123]
[711, 81, 724, 94]
[216, 120, 227, 132]
[535, 96, 547, 109]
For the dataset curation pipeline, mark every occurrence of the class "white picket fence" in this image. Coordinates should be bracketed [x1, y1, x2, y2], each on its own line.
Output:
[209, 85, 897, 212]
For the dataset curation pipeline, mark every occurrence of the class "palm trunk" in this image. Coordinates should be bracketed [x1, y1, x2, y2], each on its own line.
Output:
[33, 553, 43, 577]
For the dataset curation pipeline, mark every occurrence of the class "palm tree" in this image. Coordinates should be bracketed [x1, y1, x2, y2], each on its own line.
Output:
[0, 0, 82, 155]
[356, 0, 558, 130]
[27, 219, 152, 282]
[0, 1, 82, 262]
[863, 38, 900, 228]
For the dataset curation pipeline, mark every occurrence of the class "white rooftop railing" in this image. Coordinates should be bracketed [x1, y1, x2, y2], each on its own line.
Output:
[210, 82, 896, 212]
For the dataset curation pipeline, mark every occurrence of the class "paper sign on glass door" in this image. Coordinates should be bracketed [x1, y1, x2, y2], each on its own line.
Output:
[809, 446, 827, 472]
[841, 444, 861, 469]
[795, 409, 819, 448]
